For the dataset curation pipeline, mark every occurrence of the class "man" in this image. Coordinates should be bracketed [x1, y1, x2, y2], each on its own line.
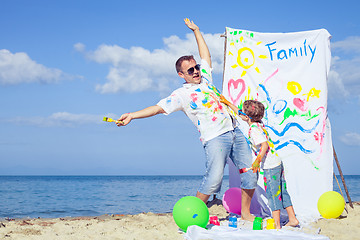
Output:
[116, 18, 257, 221]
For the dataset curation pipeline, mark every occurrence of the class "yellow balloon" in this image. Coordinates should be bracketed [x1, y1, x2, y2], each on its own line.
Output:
[317, 191, 345, 219]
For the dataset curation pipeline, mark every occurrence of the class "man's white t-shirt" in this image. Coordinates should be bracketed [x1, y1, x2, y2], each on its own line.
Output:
[157, 59, 235, 142]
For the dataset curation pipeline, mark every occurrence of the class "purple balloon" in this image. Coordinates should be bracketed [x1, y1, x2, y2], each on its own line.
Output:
[222, 187, 242, 214]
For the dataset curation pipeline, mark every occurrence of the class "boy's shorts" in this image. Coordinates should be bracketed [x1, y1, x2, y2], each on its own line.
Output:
[263, 163, 293, 211]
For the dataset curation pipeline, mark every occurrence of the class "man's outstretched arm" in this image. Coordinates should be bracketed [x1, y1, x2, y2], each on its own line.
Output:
[184, 18, 211, 68]
[116, 105, 165, 126]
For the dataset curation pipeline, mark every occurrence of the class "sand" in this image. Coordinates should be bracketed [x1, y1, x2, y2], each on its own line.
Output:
[309, 202, 360, 240]
[0, 202, 358, 240]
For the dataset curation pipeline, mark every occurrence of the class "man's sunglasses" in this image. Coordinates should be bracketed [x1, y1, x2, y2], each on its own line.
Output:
[186, 64, 200, 75]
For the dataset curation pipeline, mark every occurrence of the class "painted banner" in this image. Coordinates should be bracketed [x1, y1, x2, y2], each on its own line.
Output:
[223, 27, 333, 220]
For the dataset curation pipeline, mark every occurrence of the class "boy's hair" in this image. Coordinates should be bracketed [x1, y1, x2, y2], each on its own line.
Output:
[175, 55, 195, 73]
[243, 100, 265, 122]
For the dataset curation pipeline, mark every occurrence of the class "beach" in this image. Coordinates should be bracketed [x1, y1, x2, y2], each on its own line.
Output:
[309, 202, 360, 240]
[0, 202, 358, 240]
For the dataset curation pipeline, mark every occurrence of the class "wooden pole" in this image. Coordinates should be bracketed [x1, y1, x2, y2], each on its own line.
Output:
[221, 31, 227, 87]
[333, 146, 353, 208]
[333, 172, 348, 213]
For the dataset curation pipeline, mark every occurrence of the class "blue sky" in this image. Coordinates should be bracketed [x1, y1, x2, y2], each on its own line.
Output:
[1, 0, 359, 175]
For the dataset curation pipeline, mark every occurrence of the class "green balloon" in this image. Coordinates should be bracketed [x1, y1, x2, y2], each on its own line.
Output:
[172, 196, 209, 232]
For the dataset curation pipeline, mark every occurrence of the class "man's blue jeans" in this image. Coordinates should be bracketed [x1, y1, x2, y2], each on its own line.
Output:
[199, 127, 257, 195]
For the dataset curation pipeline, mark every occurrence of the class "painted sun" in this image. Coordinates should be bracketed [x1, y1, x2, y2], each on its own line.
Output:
[228, 32, 267, 77]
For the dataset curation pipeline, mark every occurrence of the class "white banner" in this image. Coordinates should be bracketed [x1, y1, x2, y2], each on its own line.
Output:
[223, 27, 333, 220]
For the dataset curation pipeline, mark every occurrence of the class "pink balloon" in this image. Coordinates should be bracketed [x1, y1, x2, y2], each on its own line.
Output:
[222, 187, 242, 214]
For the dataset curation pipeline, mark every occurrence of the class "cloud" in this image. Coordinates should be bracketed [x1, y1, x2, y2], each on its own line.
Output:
[331, 36, 360, 54]
[328, 57, 350, 98]
[328, 37, 360, 100]
[73, 43, 86, 52]
[339, 132, 360, 146]
[75, 33, 360, 102]
[4, 112, 113, 127]
[74, 32, 224, 94]
[0, 49, 77, 85]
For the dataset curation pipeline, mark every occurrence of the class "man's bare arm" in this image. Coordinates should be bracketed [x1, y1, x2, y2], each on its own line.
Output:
[116, 105, 166, 126]
[184, 18, 211, 68]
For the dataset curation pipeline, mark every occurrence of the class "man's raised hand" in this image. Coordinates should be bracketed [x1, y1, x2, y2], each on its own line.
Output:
[184, 18, 199, 32]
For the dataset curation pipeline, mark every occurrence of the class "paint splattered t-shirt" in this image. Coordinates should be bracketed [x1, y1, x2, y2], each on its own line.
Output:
[157, 59, 235, 142]
[248, 122, 281, 169]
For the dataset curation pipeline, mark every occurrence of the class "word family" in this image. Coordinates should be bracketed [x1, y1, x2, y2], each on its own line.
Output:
[265, 39, 316, 63]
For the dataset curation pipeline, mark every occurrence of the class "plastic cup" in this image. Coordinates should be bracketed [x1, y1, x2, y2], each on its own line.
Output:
[266, 218, 275, 229]
[209, 216, 220, 226]
[229, 216, 237, 228]
[253, 217, 263, 230]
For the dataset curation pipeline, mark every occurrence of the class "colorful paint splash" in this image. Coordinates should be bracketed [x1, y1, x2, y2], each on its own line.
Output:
[224, 27, 330, 170]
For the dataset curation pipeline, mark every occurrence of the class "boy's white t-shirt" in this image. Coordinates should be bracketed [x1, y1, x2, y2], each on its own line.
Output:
[157, 59, 235, 142]
[248, 122, 281, 170]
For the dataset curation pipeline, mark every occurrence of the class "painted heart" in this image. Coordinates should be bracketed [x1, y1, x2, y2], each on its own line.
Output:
[228, 79, 246, 104]
[293, 98, 308, 111]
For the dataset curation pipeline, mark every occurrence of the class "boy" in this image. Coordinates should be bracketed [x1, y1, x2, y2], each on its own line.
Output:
[220, 96, 299, 228]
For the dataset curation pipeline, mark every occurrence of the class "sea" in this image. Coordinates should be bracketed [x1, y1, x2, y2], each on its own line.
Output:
[0, 175, 359, 219]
